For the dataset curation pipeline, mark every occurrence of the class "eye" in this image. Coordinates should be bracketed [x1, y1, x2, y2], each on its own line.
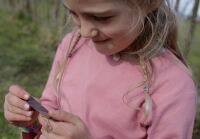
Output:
[69, 10, 78, 18]
[92, 16, 113, 22]
[69, 10, 81, 26]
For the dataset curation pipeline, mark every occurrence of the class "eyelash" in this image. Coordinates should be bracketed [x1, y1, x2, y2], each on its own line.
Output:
[69, 11, 78, 18]
[92, 16, 113, 22]
[69, 11, 112, 22]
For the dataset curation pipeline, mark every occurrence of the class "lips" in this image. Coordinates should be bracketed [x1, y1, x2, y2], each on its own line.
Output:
[93, 39, 109, 43]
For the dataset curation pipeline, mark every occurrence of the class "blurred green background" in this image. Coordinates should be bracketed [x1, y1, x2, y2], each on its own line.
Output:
[0, 0, 199, 139]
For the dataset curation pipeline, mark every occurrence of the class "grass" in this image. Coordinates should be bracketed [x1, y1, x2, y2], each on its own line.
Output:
[187, 22, 200, 132]
[0, 9, 200, 139]
[0, 10, 56, 139]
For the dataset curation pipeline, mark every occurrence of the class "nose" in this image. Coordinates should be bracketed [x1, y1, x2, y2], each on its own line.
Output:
[79, 20, 96, 38]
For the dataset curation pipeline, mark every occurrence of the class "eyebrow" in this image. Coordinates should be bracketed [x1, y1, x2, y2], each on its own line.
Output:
[63, 4, 116, 16]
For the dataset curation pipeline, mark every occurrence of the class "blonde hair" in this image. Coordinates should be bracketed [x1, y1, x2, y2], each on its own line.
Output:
[122, 0, 186, 64]
[121, 0, 188, 125]
[55, 0, 187, 124]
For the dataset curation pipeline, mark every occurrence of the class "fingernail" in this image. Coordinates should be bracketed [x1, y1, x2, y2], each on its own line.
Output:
[26, 117, 31, 121]
[24, 104, 30, 110]
[27, 111, 33, 116]
[24, 94, 29, 100]
[49, 111, 54, 116]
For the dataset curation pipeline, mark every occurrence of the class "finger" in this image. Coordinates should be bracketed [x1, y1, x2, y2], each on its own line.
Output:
[5, 100, 33, 117]
[38, 115, 47, 127]
[41, 127, 65, 139]
[39, 115, 74, 136]
[4, 110, 32, 122]
[39, 134, 47, 139]
[6, 93, 31, 111]
[9, 85, 30, 100]
[49, 110, 79, 124]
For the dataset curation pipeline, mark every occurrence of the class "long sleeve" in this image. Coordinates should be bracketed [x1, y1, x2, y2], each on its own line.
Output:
[21, 33, 73, 139]
[147, 59, 197, 139]
[40, 33, 73, 110]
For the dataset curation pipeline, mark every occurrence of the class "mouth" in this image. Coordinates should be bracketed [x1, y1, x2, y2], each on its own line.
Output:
[93, 39, 110, 43]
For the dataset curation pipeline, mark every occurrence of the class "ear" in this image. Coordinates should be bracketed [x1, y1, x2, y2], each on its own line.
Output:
[139, 0, 163, 14]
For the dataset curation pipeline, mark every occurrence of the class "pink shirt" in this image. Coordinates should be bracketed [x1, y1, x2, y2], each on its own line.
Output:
[41, 33, 197, 139]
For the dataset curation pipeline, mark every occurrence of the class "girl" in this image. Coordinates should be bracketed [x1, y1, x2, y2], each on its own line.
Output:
[4, 0, 197, 139]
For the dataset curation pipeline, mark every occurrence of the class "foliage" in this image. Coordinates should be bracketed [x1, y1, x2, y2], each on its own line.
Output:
[0, 2, 200, 139]
[0, 10, 58, 139]
[186, 21, 200, 136]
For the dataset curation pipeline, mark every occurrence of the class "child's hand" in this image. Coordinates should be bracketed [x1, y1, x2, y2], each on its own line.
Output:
[4, 85, 38, 127]
[39, 110, 93, 139]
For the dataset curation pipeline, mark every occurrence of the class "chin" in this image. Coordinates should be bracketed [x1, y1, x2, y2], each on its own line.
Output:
[95, 48, 112, 55]
[93, 42, 115, 55]
[95, 47, 118, 56]
[93, 40, 127, 56]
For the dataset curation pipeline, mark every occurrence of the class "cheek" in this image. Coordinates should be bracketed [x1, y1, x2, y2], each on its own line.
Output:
[103, 15, 141, 41]
[102, 24, 131, 40]
[105, 23, 141, 47]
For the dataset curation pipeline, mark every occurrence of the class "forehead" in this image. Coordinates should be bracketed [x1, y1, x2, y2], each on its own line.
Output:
[64, 0, 126, 11]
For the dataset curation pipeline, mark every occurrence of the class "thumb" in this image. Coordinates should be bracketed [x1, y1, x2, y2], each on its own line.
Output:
[49, 110, 79, 124]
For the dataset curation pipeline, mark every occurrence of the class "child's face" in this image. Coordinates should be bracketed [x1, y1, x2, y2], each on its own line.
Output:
[64, 0, 144, 55]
